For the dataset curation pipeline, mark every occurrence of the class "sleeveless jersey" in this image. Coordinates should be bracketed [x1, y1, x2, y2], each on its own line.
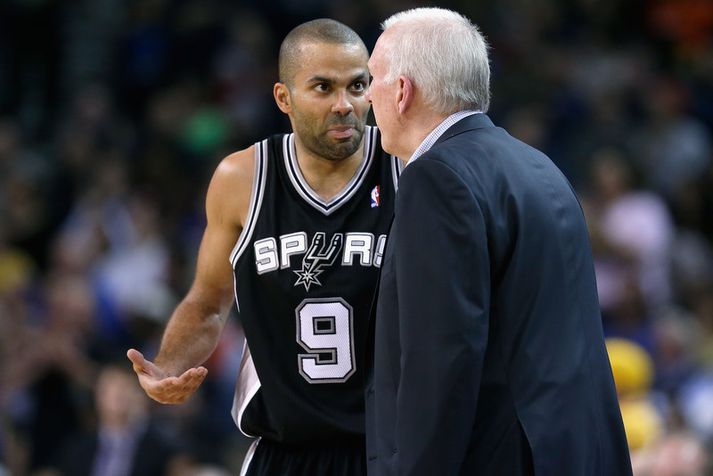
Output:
[230, 126, 401, 446]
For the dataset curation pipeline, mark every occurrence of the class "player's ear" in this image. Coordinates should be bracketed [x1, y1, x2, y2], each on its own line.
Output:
[274, 82, 292, 113]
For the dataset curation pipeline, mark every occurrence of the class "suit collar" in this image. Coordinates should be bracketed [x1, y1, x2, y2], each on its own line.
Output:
[433, 113, 494, 147]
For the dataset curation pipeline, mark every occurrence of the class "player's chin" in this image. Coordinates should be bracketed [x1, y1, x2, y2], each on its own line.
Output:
[330, 137, 362, 158]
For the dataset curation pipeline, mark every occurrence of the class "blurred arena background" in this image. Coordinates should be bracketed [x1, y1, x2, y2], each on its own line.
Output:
[1, 0, 712, 474]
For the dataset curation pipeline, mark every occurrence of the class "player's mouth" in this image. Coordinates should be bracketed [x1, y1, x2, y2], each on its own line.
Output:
[327, 126, 356, 139]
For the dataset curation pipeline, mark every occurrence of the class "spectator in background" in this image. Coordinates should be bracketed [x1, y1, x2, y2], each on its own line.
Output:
[46, 363, 182, 476]
[653, 311, 700, 392]
[631, 77, 712, 200]
[2, 272, 97, 473]
[606, 338, 664, 452]
[632, 431, 710, 476]
[584, 148, 674, 314]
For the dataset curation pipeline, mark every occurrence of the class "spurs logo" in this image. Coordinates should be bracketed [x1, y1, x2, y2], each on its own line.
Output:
[252, 232, 386, 277]
[293, 233, 343, 291]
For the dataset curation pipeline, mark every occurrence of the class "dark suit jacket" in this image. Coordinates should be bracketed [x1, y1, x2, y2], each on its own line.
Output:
[365, 114, 631, 475]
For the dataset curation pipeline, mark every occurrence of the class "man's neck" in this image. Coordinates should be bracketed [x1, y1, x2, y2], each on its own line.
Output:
[398, 113, 449, 165]
[293, 137, 365, 201]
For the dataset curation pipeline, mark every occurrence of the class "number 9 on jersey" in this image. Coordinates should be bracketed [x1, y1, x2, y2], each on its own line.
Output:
[296, 298, 356, 383]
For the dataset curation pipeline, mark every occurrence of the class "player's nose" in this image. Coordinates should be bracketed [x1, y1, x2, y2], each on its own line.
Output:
[331, 90, 354, 116]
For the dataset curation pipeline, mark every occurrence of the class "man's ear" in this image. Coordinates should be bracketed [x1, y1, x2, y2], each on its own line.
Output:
[274, 82, 292, 113]
[397, 75, 414, 115]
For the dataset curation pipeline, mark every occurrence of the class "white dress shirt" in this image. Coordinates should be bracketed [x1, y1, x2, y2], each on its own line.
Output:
[406, 110, 481, 166]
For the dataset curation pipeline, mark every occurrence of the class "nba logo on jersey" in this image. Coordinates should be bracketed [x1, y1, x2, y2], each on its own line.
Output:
[370, 185, 380, 208]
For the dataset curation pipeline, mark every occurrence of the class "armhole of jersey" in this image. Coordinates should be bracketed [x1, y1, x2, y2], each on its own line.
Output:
[231, 340, 262, 438]
[390, 154, 403, 192]
[229, 140, 268, 268]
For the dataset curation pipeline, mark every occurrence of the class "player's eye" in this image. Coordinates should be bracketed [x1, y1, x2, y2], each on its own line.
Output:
[351, 81, 367, 92]
[314, 83, 330, 92]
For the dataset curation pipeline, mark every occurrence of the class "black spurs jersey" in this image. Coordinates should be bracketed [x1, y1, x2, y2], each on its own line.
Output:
[230, 126, 401, 446]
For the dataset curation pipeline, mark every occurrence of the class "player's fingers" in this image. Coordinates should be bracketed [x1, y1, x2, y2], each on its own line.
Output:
[182, 366, 208, 380]
[144, 375, 181, 400]
[170, 367, 207, 396]
[177, 366, 208, 389]
[126, 348, 147, 373]
[149, 372, 204, 403]
[156, 371, 200, 392]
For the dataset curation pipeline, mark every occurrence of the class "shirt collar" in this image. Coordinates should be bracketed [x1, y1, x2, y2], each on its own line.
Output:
[406, 110, 481, 166]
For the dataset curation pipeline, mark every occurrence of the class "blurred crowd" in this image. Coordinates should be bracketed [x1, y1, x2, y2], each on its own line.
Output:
[1, 0, 712, 474]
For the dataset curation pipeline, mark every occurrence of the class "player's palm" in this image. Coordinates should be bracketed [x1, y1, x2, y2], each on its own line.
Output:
[126, 349, 207, 404]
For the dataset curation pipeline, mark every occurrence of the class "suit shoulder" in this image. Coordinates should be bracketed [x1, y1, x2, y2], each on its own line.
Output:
[399, 157, 475, 200]
[415, 131, 503, 188]
[425, 126, 560, 183]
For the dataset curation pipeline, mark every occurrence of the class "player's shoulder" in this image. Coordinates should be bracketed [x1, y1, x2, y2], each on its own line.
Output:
[213, 144, 257, 187]
[206, 144, 261, 225]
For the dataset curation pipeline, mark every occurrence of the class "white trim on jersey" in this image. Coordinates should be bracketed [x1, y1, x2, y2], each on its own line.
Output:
[231, 340, 262, 438]
[230, 140, 269, 269]
[239, 438, 261, 476]
[391, 155, 403, 192]
[232, 271, 242, 314]
[283, 126, 377, 216]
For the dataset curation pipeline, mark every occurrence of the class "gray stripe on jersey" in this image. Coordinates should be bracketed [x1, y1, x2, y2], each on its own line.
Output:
[391, 154, 403, 192]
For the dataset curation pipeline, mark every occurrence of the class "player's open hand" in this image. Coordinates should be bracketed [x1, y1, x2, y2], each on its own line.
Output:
[126, 348, 208, 404]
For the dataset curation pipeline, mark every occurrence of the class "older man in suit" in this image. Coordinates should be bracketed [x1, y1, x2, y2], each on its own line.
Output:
[364, 7, 632, 476]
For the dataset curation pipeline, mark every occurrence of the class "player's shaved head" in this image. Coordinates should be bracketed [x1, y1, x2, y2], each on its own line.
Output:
[279, 19, 367, 87]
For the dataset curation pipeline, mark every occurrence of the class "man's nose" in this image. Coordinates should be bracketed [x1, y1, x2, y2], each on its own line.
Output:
[332, 90, 355, 115]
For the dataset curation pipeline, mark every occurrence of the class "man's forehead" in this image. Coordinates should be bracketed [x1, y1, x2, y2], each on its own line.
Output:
[292, 43, 368, 81]
[369, 33, 391, 69]
[367, 49, 384, 72]
[295, 40, 366, 59]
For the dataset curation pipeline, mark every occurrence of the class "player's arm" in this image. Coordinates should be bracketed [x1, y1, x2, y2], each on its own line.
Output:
[127, 146, 255, 404]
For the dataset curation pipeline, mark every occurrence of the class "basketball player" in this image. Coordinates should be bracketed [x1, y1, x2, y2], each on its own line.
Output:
[126, 19, 399, 476]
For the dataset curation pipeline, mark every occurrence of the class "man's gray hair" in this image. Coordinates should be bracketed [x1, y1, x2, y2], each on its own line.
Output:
[381, 8, 490, 114]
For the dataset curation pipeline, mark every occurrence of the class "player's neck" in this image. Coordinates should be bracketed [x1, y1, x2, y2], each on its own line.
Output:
[293, 139, 365, 202]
